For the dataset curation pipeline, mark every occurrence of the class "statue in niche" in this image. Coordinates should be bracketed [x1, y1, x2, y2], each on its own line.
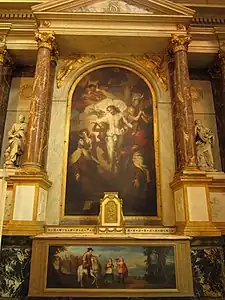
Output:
[4, 114, 27, 168]
[195, 119, 216, 172]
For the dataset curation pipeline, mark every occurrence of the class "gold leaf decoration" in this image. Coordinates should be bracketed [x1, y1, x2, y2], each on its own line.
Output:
[56, 55, 95, 88]
[132, 54, 168, 90]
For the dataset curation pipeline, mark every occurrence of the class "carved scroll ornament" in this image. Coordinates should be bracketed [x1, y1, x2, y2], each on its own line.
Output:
[56, 55, 95, 88]
[132, 54, 168, 90]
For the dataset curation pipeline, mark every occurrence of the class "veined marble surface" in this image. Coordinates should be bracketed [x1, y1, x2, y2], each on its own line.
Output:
[191, 247, 225, 298]
[0, 237, 32, 298]
[46, 101, 67, 225]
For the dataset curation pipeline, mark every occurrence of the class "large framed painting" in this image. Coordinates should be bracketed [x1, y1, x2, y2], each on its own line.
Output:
[29, 238, 193, 297]
[62, 65, 160, 221]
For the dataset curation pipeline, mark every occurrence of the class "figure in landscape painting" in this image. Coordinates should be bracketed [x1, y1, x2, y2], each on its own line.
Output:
[47, 245, 176, 289]
[65, 67, 157, 216]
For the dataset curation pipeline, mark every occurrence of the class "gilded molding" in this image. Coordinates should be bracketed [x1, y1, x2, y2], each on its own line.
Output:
[170, 34, 191, 53]
[56, 54, 95, 88]
[132, 54, 167, 90]
[192, 17, 225, 26]
[0, 46, 7, 63]
[45, 226, 176, 235]
[35, 31, 55, 50]
[0, 10, 34, 20]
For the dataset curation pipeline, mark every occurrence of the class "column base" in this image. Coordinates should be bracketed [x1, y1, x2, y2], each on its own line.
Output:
[22, 162, 43, 173]
[176, 222, 221, 237]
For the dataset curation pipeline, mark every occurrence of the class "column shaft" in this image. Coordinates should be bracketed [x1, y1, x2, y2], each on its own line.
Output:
[170, 35, 197, 174]
[22, 32, 55, 172]
[0, 47, 12, 153]
[42, 56, 57, 169]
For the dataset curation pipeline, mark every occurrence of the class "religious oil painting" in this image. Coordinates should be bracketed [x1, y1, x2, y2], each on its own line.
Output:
[46, 245, 176, 290]
[64, 66, 158, 217]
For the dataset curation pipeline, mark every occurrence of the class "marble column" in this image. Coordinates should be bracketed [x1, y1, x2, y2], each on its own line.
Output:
[0, 47, 12, 154]
[170, 34, 197, 174]
[42, 49, 58, 169]
[22, 32, 55, 172]
[210, 50, 225, 172]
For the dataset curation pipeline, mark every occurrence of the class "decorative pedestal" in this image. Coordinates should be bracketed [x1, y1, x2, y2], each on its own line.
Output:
[170, 174, 221, 237]
[3, 173, 51, 235]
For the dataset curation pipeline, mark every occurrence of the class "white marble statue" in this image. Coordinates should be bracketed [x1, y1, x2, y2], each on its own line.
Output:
[4, 114, 27, 168]
[195, 119, 215, 172]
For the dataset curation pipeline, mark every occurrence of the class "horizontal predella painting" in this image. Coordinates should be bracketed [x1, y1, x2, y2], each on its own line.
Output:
[65, 66, 158, 217]
[47, 245, 176, 289]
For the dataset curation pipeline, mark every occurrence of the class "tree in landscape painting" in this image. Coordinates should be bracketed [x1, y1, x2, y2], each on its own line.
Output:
[143, 246, 176, 288]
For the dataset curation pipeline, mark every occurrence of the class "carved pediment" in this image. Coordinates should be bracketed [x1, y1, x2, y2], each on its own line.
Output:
[69, 0, 154, 14]
[33, 0, 195, 16]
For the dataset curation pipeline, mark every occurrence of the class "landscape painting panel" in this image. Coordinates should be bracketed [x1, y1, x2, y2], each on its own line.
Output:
[46, 245, 176, 289]
[65, 67, 157, 217]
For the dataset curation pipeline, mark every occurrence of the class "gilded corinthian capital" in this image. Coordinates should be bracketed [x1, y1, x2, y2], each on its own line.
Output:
[170, 34, 191, 53]
[35, 31, 55, 50]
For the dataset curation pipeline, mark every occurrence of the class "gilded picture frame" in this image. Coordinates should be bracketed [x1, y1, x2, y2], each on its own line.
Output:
[60, 61, 161, 223]
[29, 238, 193, 298]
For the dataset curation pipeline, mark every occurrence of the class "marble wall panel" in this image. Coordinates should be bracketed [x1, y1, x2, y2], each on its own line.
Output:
[187, 187, 209, 222]
[191, 247, 225, 298]
[193, 113, 222, 171]
[174, 188, 185, 222]
[0, 236, 32, 298]
[191, 80, 215, 114]
[13, 186, 35, 221]
[158, 103, 175, 226]
[46, 101, 67, 225]
[7, 77, 21, 111]
[210, 191, 225, 223]
[4, 189, 13, 221]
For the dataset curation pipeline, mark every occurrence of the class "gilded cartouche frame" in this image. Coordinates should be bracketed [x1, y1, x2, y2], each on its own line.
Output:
[60, 59, 162, 223]
[29, 237, 194, 297]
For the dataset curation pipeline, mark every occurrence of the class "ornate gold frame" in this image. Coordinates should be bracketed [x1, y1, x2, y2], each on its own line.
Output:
[29, 237, 193, 298]
[60, 59, 161, 223]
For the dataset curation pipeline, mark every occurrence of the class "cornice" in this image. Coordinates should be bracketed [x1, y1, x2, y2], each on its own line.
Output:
[192, 16, 225, 26]
[0, 9, 34, 20]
